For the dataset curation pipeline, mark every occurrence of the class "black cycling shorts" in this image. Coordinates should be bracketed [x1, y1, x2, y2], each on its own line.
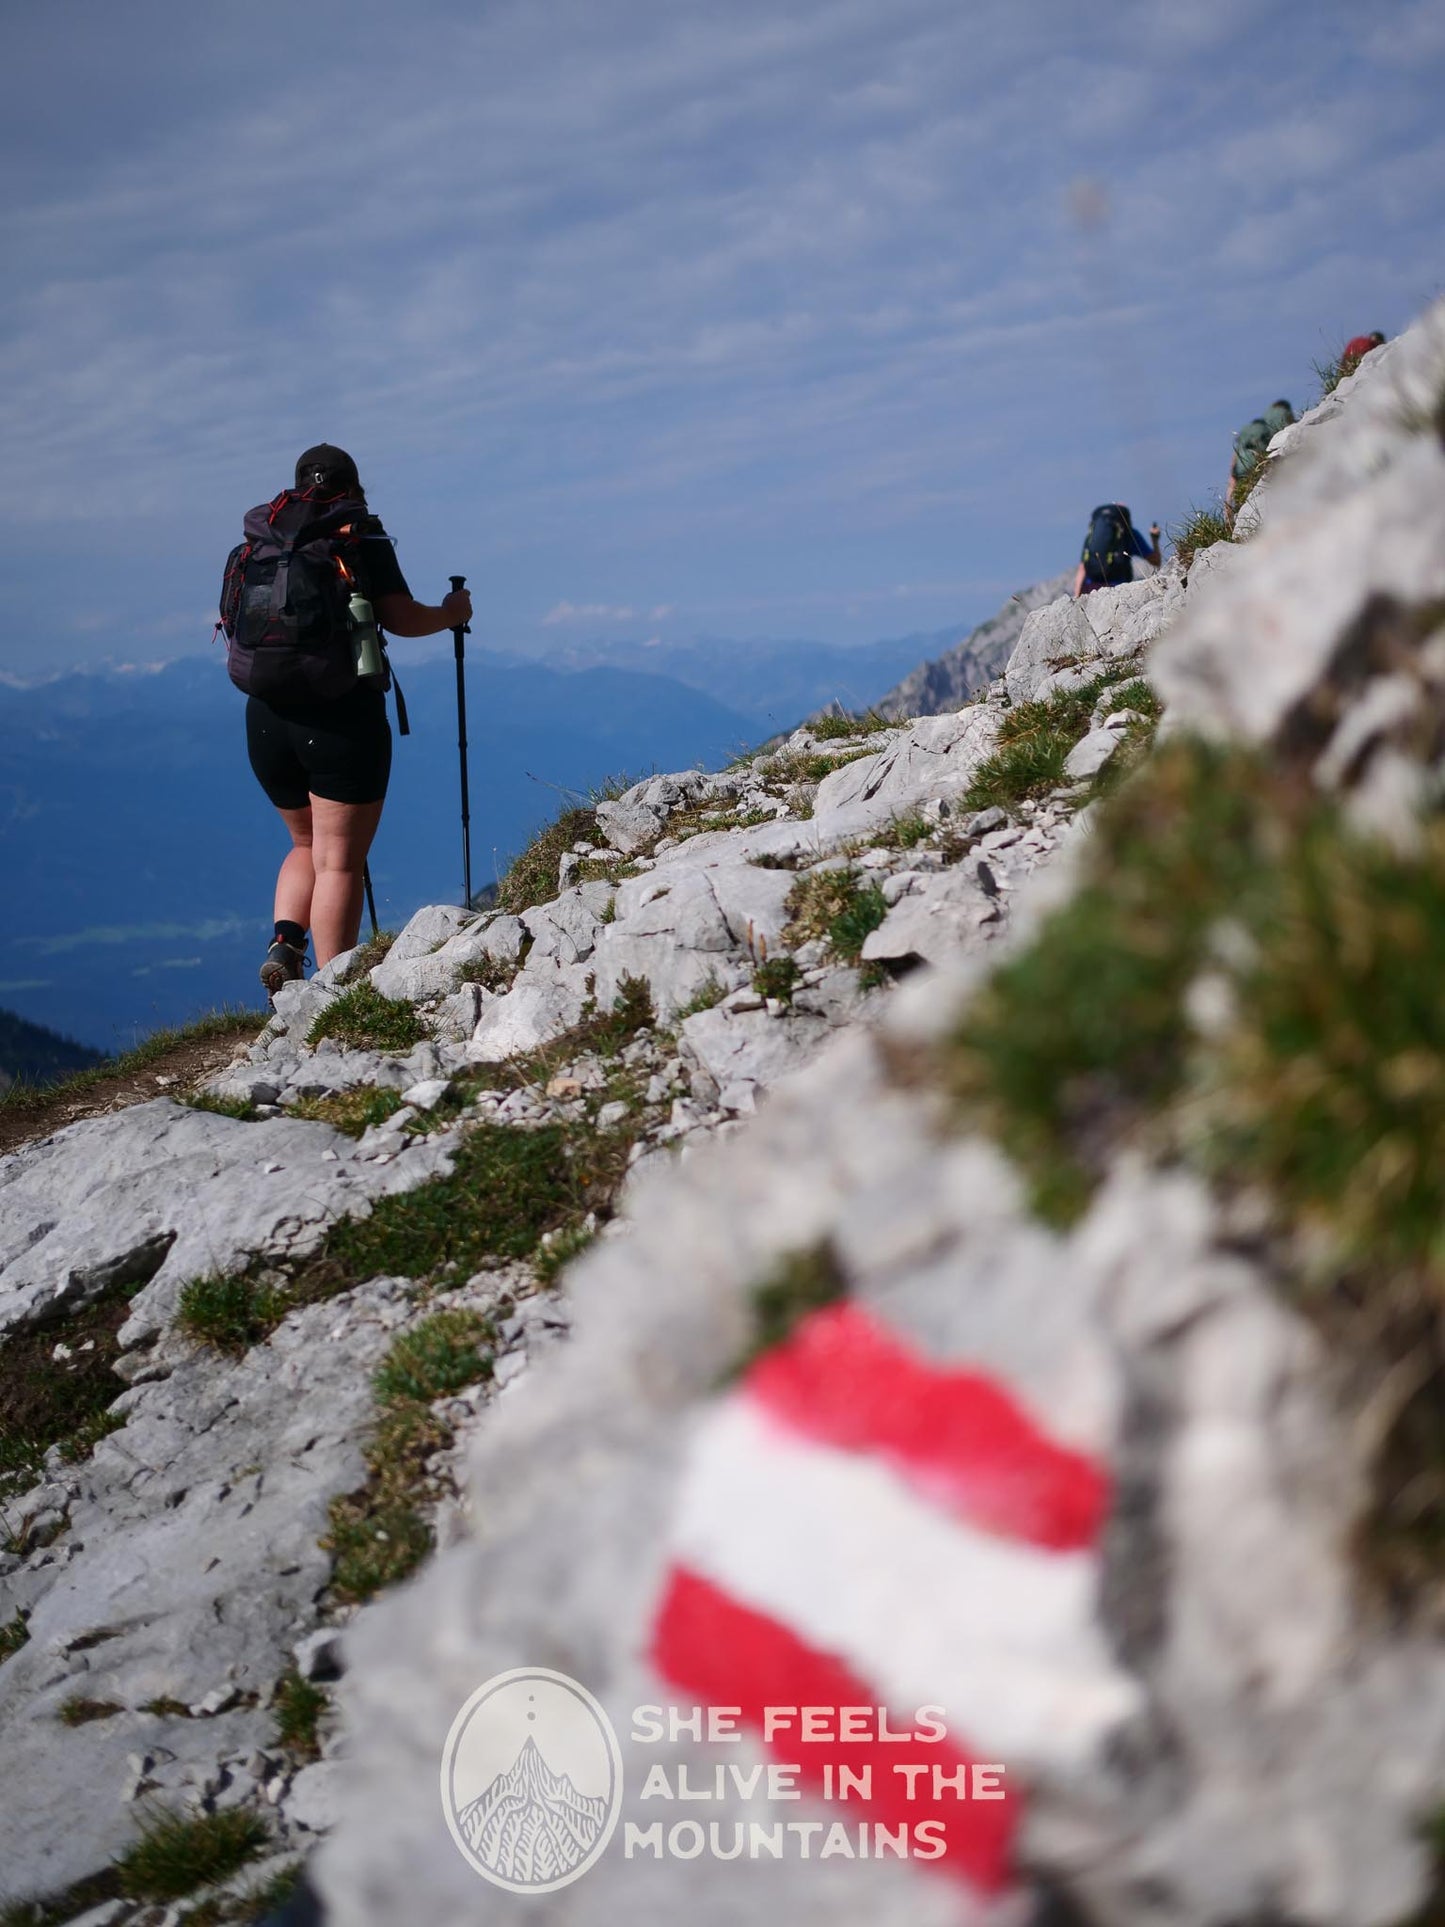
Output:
[245, 688, 392, 809]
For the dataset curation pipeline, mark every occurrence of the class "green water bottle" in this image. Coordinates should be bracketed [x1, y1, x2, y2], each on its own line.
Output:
[349, 592, 386, 684]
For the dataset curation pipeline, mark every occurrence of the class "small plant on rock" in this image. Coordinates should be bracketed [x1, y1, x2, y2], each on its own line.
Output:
[57, 1696, 123, 1726]
[115, 1806, 269, 1903]
[324, 1309, 494, 1603]
[183, 1091, 257, 1122]
[176, 1273, 287, 1355]
[271, 1669, 327, 1758]
[962, 671, 1126, 814]
[752, 956, 801, 1004]
[306, 982, 425, 1053]
[675, 976, 727, 1020]
[497, 805, 605, 915]
[783, 869, 887, 965]
[810, 707, 894, 740]
[1170, 503, 1230, 566]
[287, 1085, 406, 1138]
[0, 1610, 29, 1665]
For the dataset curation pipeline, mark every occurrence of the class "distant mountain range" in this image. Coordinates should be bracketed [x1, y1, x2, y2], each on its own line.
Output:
[0, 606, 1046, 1058]
[0, 1008, 105, 1093]
[489, 627, 976, 731]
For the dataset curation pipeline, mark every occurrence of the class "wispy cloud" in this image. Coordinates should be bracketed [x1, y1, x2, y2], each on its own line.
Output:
[541, 601, 640, 626]
[18, 916, 250, 957]
[1, 0, 1442, 668]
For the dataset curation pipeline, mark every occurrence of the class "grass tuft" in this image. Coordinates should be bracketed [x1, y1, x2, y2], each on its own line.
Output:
[456, 950, 520, 994]
[345, 929, 397, 978]
[0, 1290, 133, 1504]
[0, 1611, 30, 1665]
[306, 982, 426, 1053]
[271, 1669, 327, 1758]
[323, 1308, 493, 1603]
[497, 805, 604, 914]
[183, 1091, 258, 1122]
[753, 956, 802, 1004]
[870, 812, 932, 851]
[783, 869, 887, 965]
[675, 977, 727, 1020]
[176, 1273, 287, 1356]
[115, 1806, 269, 1902]
[810, 707, 895, 741]
[1170, 503, 1230, 565]
[962, 672, 1126, 814]
[286, 1086, 405, 1138]
[57, 1696, 123, 1726]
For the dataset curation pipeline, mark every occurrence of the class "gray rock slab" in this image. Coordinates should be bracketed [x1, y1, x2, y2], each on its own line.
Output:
[385, 903, 474, 963]
[464, 966, 593, 1064]
[812, 708, 1002, 824]
[860, 867, 1001, 968]
[594, 798, 665, 854]
[1063, 722, 1126, 780]
[521, 882, 614, 968]
[0, 1284, 406, 1895]
[0, 1099, 457, 1343]
[677, 1003, 834, 1094]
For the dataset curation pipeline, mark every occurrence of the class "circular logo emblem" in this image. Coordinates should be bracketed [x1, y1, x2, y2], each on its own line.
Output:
[440, 1667, 623, 1893]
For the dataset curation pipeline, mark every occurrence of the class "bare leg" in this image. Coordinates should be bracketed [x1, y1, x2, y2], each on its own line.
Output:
[309, 794, 385, 965]
[273, 804, 316, 930]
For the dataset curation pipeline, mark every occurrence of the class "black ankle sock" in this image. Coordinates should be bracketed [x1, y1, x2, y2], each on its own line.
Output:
[275, 920, 306, 950]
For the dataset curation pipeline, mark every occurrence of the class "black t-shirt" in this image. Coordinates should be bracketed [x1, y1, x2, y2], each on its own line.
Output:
[353, 517, 411, 607]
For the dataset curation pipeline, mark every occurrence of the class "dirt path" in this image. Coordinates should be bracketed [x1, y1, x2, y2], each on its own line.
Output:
[0, 1019, 265, 1161]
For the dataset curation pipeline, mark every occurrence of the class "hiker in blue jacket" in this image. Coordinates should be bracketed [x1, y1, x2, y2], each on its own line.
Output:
[1072, 505, 1161, 598]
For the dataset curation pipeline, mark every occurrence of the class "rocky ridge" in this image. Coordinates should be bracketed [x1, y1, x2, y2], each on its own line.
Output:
[0, 305, 1440, 1923]
[876, 569, 1076, 718]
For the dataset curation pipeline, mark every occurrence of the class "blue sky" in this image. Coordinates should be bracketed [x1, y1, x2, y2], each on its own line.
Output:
[2, 0, 1443, 679]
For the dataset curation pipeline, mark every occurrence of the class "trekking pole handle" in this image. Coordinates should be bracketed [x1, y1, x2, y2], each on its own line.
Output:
[449, 574, 471, 634]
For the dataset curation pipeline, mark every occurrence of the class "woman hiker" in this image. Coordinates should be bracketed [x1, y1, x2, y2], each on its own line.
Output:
[224, 443, 472, 997]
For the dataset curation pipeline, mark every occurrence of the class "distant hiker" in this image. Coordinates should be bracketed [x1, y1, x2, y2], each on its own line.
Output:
[217, 444, 472, 996]
[1224, 399, 1295, 524]
[1341, 331, 1386, 376]
[1073, 504, 1162, 598]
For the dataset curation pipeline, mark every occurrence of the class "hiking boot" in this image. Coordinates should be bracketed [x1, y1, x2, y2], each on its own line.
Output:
[259, 938, 307, 1000]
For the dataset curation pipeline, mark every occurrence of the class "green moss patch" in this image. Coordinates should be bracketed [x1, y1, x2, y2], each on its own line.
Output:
[1169, 503, 1231, 565]
[287, 1086, 406, 1138]
[323, 1308, 494, 1603]
[497, 805, 604, 914]
[783, 869, 887, 964]
[57, 1696, 124, 1727]
[0, 1289, 134, 1504]
[962, 671, 1129, 814]
[116, 1807, 269, 1903]
[752, 956, 801, 1004]
[306, 982, 425, 1053]
[271, 1669, 327, 1759]
[176, 1273, 288, 1356]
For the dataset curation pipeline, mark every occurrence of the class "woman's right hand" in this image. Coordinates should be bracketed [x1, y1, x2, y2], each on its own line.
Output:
[442, 588, 473, 627]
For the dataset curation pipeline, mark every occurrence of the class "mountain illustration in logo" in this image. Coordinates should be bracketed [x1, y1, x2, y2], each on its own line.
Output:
[457, 1734, 609, 1885]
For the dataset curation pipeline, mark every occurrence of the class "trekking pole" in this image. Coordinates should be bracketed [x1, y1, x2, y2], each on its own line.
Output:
[450, 574, 474, 909]
[362, 862, 379, 939]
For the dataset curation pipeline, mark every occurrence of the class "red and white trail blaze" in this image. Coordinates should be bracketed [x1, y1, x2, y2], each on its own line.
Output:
[648, 1301, 1137, 1905]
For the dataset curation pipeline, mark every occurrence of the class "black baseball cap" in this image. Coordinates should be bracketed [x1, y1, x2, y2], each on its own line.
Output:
[295, 443, 361, 493]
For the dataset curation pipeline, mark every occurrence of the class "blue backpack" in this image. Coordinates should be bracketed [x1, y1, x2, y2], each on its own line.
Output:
[1081, 505, 1135, 586]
